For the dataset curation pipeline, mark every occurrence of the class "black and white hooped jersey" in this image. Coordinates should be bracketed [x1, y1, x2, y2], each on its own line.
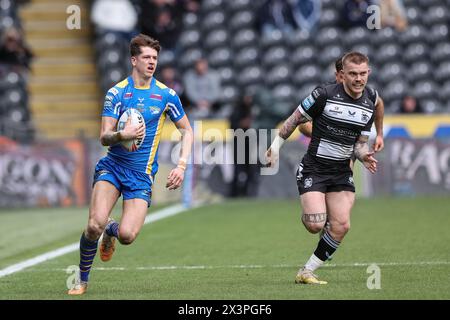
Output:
[298, 82, 375, 173]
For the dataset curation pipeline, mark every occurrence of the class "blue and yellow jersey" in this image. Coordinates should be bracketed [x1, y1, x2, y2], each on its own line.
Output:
[102, 76, 185, 176]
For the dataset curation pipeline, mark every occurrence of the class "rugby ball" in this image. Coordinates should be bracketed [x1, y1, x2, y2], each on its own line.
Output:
[117, 108, 145, 152]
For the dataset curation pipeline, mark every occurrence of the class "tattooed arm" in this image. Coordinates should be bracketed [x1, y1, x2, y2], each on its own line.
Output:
[265, 109, 306, 167]
[354, 135, 378, 174]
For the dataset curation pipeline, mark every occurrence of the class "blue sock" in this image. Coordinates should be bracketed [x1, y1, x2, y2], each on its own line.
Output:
[79, 232, 98, 282]
[105, 221, 119, 238]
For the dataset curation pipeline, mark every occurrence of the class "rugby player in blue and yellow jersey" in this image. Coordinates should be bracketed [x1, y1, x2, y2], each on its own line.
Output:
[68, 34, 193, 295]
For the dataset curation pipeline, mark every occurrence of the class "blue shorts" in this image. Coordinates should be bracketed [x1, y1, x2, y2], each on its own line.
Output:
[93, 157, 153, 206]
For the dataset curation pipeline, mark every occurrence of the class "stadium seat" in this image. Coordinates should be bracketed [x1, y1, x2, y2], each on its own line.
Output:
[319, 8, 339, 28]
[231, 28, 258, 48]
[226, 0, 252, 12]
[201, 11, 226, 31]
[408, 61, 434, 83]
[379, 62, 405, 85]
[413, 80, 438, 100]
[207, 47, 231, 68]
[237, 65, 262, 87]
[216, 66, 235, 85]
[350, 44, 373, 58]
[428, 24, 449, 45]
[318, 45, 344, 68]
[178, 48, 203, 70]
[260, 29, 284, 49]
[262, 45, 289, 68]
[315, 27, 340, 48]
[234, 46, 259, 68]
[439, 80, 450, 103]
[344, 27, 372, 48]
[374, 43, 401, 65]
[423, 6, 448, 26]
[178, 29, 200, 50]
[265, 64, 291, 86]
[290, 44, 316, 67]
[220, 84, 240, 104]
[182, 12, 199, 29]
[400, 25, 427, 46]
[436, 61, 450, 82]
[297, 82, 317, 101]
[370, 27, 397, 47]
[418, 0, 444, 7]
[229, 10, 255, 31]
[405, 6, 422, 25]
[381, 80, 409, 103]
[201, 0, 224, 13]
[157, 50, 176, 68]
[403, 42, 429, 63]
[287, 29, 311, 49]
[431, 42, 450, 64]
[421, 99, 442, 114]
[293, 65, 321, 86]
[204, 28, 229, 50]
[272, 83, 295, 103]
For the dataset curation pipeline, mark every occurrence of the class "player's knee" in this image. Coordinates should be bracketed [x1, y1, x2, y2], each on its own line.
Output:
[86, 219, 104, 239]
[301, 213, 327, 234]
[118, 230, 138, 245]
[331, 221, 351, 236]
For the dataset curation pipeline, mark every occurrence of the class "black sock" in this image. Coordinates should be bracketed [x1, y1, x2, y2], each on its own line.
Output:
[313, 230, 340, 261]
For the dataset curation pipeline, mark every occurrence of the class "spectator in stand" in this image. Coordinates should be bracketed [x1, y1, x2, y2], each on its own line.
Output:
[379, 0, 408, 32]
[183, 58, 221, 118]
[290, 0, 321, 35]
[140, 0, 182, 52]
[258, 0, 300, 36]
[229, 92, 259, 198]
[340, 0, 374, 30]
[91, 0, 139, 40]
[0, 27, 33, 71]
[399, 95, 423, 114]
[159, 65, 190, 111]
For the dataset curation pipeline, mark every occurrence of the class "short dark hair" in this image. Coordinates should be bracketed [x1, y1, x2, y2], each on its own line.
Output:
[335, 56, 344, 72]
[342, 51, 369, 67]
[130, 34, 161, 57]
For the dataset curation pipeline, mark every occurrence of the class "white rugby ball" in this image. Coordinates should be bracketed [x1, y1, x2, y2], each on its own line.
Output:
[117, 108, 145, 152]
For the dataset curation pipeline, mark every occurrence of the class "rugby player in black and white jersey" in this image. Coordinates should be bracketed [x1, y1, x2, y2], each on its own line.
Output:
[299, 55, 385, 155]
[265, 52, 378, 284]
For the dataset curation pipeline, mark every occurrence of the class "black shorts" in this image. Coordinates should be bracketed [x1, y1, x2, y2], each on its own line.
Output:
[296, 166, 355, 195]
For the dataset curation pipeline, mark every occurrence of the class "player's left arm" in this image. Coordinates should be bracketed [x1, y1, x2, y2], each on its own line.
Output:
[298, 121, 313, 138]
[354, 135, 377, 174]
[165, 89, 193, 190]
[373, 96, 385, 152]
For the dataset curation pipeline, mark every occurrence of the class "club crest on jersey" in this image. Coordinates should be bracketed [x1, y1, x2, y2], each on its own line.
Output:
[150, 94, 162, 101]
[304, 177, 313, 188]
[150, 106, 161, 115]
[361, 112, 369, 122]
[302, 94, 315, 110]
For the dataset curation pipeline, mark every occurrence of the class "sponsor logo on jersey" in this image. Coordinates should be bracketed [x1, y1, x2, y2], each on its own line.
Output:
[362, 99, 370, 106]
[302, 94, 315, 110]
[150, 94, 162, 101]
[348, 176, 354, 185]
[169, 88, 176, 96]
[329, 105, 343, 114]
[150, 106, 161, 115]
[104, 101, 113, 107]
[124, 92, 133, 99]
[304, 177, 313, 188]
[348, 110, 356, 117]
[105, 95, 113, 102]
[333, 93, 344, 100]
[312, 89, 320, 99]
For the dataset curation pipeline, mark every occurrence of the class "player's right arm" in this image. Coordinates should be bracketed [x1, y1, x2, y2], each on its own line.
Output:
[99, 88, 144, 146]
[265, 87, 326, 167]
[298, 121, 313, 138]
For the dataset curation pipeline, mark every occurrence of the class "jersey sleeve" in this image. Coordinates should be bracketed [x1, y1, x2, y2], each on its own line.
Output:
[297, 86, 327, 120]
[101, 87, 122, 119]
[361, 113, 375, 136]
[366, 86, 379, 106]
[166, 88, 185, 122]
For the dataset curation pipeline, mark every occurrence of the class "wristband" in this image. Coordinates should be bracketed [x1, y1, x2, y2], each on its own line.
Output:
[270, 135, 285, 153]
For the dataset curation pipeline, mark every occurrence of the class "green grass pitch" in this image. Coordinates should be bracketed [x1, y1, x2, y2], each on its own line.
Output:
[0, 197, 449, 300]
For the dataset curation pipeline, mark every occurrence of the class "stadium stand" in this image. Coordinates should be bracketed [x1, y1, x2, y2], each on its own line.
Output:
[90, 0, 449, 119]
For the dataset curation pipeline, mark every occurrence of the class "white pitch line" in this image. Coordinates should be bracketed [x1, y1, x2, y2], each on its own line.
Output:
[23, 261, 450, 272]
[0, 204, 190, 278]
